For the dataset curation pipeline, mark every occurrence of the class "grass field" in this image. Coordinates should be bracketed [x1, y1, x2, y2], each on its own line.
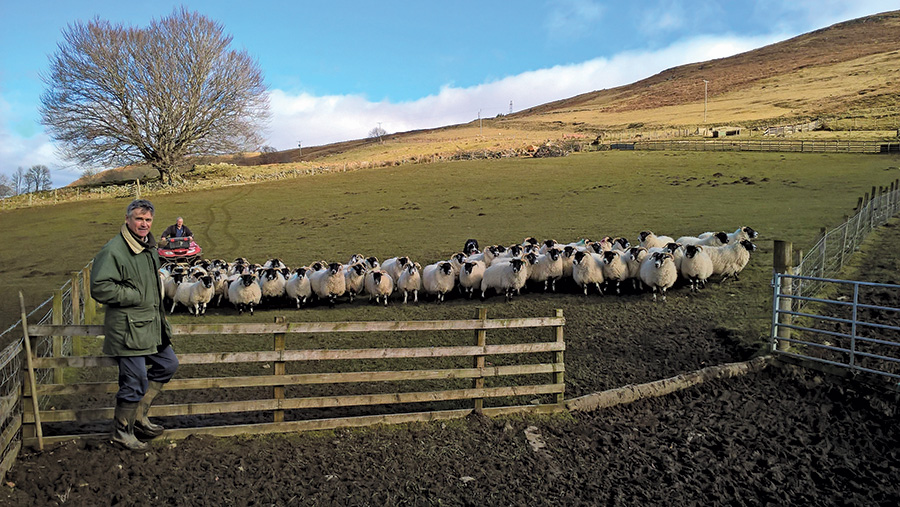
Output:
[3, 150, 899, 338]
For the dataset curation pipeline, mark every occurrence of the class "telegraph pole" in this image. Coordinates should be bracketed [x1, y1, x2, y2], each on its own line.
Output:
[703, 80, 709, 124]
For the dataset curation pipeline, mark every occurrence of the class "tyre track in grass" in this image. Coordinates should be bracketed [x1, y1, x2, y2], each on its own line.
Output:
[195, 185, 251, 257]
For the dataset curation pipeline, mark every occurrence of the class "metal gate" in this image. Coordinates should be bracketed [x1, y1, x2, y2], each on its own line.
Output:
[771, 273, 900, 382]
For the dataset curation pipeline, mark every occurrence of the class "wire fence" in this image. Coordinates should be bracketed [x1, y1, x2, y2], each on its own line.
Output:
[790, 182, 900, 311]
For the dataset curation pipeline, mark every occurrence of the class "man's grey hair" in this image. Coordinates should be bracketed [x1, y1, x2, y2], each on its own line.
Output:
[126, 199, 155, 218]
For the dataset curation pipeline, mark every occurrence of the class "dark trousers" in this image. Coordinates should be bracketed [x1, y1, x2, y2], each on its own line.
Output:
[115, 345, 179, 403]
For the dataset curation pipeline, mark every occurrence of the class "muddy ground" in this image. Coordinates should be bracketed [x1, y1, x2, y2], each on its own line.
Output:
[3, 228, 900, 505]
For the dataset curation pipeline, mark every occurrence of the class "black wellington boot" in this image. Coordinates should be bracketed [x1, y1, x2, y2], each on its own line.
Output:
[112, 400, 150, 451]
[135, 381, 165, 439]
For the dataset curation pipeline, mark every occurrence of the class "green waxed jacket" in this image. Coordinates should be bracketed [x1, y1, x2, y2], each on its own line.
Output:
[90, 224, 173, 356]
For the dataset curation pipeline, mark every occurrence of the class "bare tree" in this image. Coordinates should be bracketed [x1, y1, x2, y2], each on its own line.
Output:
[368, 126, 387, 143]
[24, 165, 52, 192]
[40, 9, 270, 184]
[11, 167, 25, 195]
[0, 174, 12, 199]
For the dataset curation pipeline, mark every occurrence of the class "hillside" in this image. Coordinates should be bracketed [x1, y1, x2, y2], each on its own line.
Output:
[68, 9, 900, 188]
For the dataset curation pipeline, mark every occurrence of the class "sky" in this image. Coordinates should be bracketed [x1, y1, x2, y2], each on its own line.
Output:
[1, 1, 897, 188]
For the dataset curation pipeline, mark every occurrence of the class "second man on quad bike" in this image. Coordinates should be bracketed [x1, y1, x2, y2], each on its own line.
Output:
[160, 217, 193, 243]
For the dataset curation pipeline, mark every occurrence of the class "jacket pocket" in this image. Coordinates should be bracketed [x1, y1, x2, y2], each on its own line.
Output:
[125, 307, 160, 350]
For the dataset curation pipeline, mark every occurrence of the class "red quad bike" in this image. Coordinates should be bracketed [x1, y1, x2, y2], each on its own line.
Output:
[158, 237, 203, 264]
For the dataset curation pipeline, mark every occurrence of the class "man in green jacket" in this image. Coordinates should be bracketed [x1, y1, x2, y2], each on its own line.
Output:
[90, 199, 179, 451]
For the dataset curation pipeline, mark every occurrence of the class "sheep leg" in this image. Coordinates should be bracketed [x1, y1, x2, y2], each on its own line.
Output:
[170, 301, 177, 314]
[249, 303, 255, 315]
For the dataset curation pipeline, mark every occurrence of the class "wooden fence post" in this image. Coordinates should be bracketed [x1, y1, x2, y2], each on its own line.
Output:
[473, 307, 487, 414]
[82, 265, 96, 325]
[819, 227, 827, 279]
[773, 241, 793, 352]
[19, 292, 43, 451]
[71, 272, 83, 356]
[554, 309, 565, 405]
[51, 290, 64, 385]
[81, 269, 95, 326]
[839, 215, 849, 271]
[273, 316, 285, 423]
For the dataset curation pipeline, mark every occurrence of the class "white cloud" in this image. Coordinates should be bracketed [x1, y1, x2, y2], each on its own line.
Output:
[544, 0, 607, 40]
[264, 33, 781, 150]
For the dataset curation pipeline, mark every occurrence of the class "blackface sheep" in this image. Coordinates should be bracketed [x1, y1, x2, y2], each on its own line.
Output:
[624, 246, 648, 291]
[397, 262, 422, 304]
[601, 250, 629, 295]
[285, 267, 312, 308]
[528, 247, 564, 292]
[459, 260, 486, 299]
[381, 256, 410, 286]
[343, 262, 368, 303]
[172, 274, 214, 315]
[480, 258, 528, 302]
[365, 269, 394, 306]
[423, 261, 455, 302]
[700, 226, 759, 243]
[228, 273, 262, 315]
[639, 231, 675, 250]
[572, 250, 605, 295]
[680, 244, 714, 292]
[705, 239, 757, 281]
[310, 262, 346, 307]
[676, 231, 729, 247]
[639, 251, 678, 302]
[258, 267, 287, 302]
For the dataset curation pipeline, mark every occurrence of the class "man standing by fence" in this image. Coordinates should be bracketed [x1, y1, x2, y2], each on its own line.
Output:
[90, 199, 179, 451]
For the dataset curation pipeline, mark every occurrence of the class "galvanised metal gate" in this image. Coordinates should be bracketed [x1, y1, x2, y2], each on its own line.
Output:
[771, 273, 900, 382]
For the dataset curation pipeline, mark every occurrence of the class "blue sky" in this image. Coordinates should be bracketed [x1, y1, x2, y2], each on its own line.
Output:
[1, 1, 896, 187]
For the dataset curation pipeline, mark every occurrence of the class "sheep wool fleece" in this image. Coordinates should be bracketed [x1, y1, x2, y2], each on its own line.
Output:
[91, 224, 173, 357]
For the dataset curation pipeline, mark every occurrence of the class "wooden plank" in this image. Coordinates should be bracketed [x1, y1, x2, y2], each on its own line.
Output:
[554, 309, 565, 404]
[28, 324, 103, 337]
[32, 342, 566, 368]
[33, 384, 565, 423]
[566, 357, 770, 412]
[31, 363, 565, 395]
[273, 316, 285, 423]
[0, 440, 21, 482]
[0, 393, 18, 423]
[474, 307, 487, 413]
[0, 413, 22, 454]
[28, 316, 565, 338]
[52, 290, 63, 385]
[28, 403, 567, 446]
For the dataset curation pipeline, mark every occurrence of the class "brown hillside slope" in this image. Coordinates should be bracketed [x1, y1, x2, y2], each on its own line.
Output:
[520, 10, 900, 115]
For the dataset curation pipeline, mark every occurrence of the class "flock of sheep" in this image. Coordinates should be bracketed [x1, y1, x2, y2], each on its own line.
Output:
[162, 226, 759, 316]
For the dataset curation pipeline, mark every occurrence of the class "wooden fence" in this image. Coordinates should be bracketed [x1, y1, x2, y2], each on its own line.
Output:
[21, 308, 566, 448]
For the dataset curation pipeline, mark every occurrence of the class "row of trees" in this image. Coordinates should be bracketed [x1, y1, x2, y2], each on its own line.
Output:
[0, 166, 53, 198]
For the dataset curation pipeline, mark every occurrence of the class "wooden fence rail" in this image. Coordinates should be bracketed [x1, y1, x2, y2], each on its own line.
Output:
[21, 308, 566, 447]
